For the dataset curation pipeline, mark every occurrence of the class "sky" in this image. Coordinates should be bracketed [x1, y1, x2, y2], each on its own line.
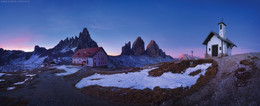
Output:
[0, 0, 259, 58]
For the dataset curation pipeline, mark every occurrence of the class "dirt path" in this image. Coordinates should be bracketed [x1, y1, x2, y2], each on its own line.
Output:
[0, 69, 115, 106]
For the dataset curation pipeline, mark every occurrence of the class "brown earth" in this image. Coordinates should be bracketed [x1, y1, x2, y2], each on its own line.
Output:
[76, 59, 218, 105]
[189, 69, 202, 76]
[149, 59, 214, 76]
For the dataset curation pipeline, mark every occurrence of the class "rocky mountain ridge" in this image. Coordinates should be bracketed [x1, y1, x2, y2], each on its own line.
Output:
[0, 28, 173, 71]
[121, 37, 167, 58]
[178, 53, 200, 60]
[0, 28, 98, 71]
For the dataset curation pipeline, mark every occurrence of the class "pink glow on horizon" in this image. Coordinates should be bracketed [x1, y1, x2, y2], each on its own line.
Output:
[0, 28, 44, 52]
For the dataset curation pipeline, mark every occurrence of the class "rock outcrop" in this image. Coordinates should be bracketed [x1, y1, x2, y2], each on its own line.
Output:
[33, 45, 47, 56]
[120, 37, 169, 58]
[121, 41, 132, 55]
[146, 40, 160, 57]
[51, 28, 98, 53]
[132, 37, 145, 56]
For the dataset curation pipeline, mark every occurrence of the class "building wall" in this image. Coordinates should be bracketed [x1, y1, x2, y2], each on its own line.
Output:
[223, 42, 227, 55]
[207, 35, 222, 57]
[206, 35, 232, 57]
[219, 24, 226, 39]
[72, 57, 93, 66]
[227, 47, 232, 55]
[93, 50, 108, 67]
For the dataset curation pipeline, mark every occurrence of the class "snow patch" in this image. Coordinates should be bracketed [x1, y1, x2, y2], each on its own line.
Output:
[13, 78, 30, 85]
[0, 79, 5, 82]
[0, 73, 5, 77]
[71, 47, 77, 52]
[25, 74, 36, 77]
[7, 87, 16, 90]
[53, 65, 82, 76]
[61, 47, 69, 53]
[75, 63, 212, 90]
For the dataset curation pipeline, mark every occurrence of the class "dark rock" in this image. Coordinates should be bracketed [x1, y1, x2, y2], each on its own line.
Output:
[121, 41, 132, 55]
[132, 37, 145, 56]
[159, 49, 167, 58]
[52, 28, 98, 52]
[33, 45, 47, 56]
[146, 40, 160, 57]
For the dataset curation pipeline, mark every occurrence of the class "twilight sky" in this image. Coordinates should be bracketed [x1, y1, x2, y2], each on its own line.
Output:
[0, 0, 259, 57]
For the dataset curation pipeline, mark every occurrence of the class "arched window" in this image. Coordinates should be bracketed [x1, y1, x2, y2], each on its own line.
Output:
[220, 25, 222, 29]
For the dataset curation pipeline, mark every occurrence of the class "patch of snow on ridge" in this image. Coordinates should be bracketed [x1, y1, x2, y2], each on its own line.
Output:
[7, 87, 16, 90]
[25, 74, 36, 77]
[71, 47, 77, 52]
[75, 63, 212, 90]
[54, 65, 82, 76]
[0, 79, 5, 82]
[0, 73, 5, 77]
[23, 55, 47, 65]
[13, 78, 31, 85]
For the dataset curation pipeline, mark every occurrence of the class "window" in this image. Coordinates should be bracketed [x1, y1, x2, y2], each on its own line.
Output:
[209, 48, 211, 51]
[220, 47, 222, 50]
[220, 25, 222, 29]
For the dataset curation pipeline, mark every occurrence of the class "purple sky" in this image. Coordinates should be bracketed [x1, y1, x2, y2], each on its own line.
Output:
[0, 0, 259, 57]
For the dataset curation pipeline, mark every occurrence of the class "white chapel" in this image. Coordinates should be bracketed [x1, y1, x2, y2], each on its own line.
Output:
[202, 21, 237, 57]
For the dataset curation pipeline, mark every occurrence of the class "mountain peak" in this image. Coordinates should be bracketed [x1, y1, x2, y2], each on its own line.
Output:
[83, 28, 88, 33]
[132, 37, 145, 56]
[52, 28, 98, 53]
[121, 41, 132, 55]
[178, 53, 200, 60]
[146, 40, 160, 57]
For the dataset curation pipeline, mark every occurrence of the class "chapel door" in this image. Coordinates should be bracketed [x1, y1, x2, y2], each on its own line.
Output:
[212, 45, 218, 57]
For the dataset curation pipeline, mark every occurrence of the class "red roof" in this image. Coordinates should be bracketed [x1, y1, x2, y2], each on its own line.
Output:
[72, 47, 106, 58]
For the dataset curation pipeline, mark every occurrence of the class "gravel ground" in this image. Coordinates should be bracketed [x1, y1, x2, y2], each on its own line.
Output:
[0, 67, 116, 106]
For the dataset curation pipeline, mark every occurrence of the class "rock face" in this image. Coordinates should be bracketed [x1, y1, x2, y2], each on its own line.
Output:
[120, 37, 168, 58]
[159, 49, 167, 58]
[44, 28, 98, 64]
[76, 28, 98, 50]
[121, 41, 132, 55]
[33, 45, 47, 56]
[132, 37, 145, 56]
[51, 28, 98, 53]
[146, 40, 160, 57]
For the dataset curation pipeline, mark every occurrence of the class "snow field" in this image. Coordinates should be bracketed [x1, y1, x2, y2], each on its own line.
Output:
[75, 63, 212, 90]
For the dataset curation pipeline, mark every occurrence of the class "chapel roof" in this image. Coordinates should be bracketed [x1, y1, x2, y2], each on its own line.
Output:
[202, 31, 237, 47]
